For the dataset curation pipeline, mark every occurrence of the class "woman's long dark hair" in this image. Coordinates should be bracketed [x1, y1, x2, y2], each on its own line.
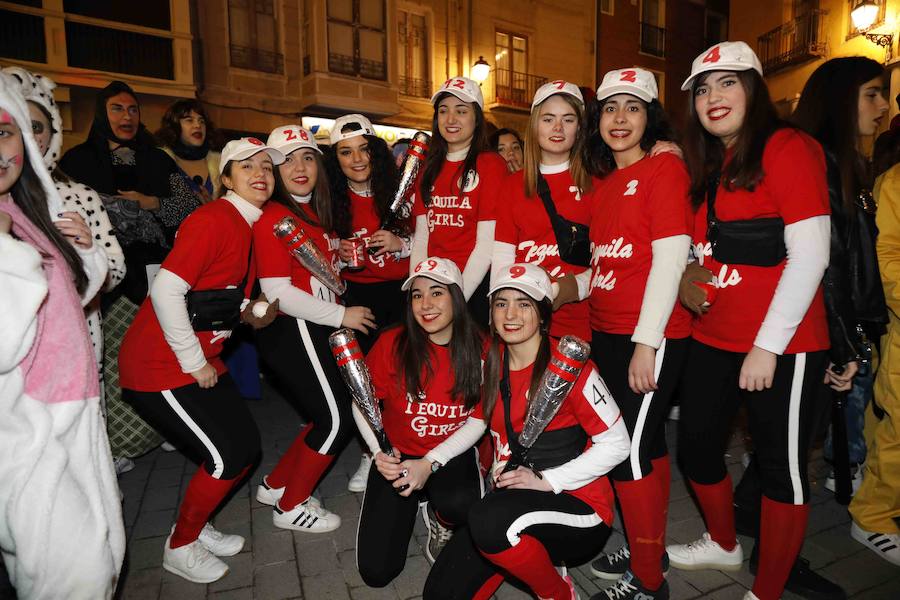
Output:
[419, 92, 488, 207]
[791, 57, 884, 214]
[325, 133, 399, 239]
[683, 69, 788, 208]
[395, 282, 483, 409]
[585, 98, 675, 177]
[480, 294, 553, 421]
[155, 98, 224, 151]
[12, 154, 88, 294]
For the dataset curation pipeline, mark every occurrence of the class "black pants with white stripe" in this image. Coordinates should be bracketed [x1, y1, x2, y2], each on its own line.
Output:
[256, 315, 353, 455]
[678, 339, 828, 504]
[591, 332, 688, 481]
[423, 489, 610, 599]
[123, 374, 261, 479]
[356, 448, 482, 588]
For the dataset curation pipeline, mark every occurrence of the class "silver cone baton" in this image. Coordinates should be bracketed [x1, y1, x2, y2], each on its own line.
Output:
[502, 335, 591, 474]
[273, 216, 346, 296]
[379, 131, 430, 232]
[329, 329, 410, 492]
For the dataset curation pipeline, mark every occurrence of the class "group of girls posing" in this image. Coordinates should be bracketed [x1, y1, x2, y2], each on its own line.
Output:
[109, 38, 866, 600]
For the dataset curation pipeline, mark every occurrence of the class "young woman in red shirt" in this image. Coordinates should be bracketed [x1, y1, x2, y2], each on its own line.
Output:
[354, 257, 484, 584]
[119, 138, 284, 584]
[666, 42, 831, 600]
[252, 125, 375, 533]
[571, 68, 694, 600]
[423, 263, 630, 600]
[492, 80, 593, 341]
[411, 76, 508, 326]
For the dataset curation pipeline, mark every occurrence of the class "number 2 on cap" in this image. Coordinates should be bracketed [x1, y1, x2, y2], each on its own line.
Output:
[283, 129, 297, 141]
[702, 47, 721, 64]
[619, 70, 637, 83]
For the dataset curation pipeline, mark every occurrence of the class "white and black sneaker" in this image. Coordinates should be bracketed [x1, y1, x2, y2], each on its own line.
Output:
[422, 502, 453, 564]
[590, 545, 670, 580]
[273, 497, 341, 533]
[255, 477, 321, 509]
[850, 521, 900, 566]
[591, 570, 669, 600]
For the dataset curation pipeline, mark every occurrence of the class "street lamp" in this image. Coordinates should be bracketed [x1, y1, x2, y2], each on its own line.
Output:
[851, 0, 894, 61]
[471, 56, 490, 83]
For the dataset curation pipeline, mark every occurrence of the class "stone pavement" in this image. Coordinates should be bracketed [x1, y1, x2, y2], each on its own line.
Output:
[116, 388, 900, 600]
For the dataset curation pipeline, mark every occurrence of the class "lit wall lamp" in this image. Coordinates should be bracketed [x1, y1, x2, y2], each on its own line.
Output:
[471, 56, 490, 83]
[851, 0, 894, 61]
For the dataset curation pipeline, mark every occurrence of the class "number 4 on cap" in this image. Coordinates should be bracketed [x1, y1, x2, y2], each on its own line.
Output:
[702, 46, 721, 64]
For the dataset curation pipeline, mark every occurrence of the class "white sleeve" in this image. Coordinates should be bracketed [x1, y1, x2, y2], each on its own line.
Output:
[753, 215, 830, 355]
[259, 277, 345, 328]
[352, 403, 382, 456]
[540, 417, 630, 494]
[150, 268, 206, 374]
[462, 220, 495, 300]
[0, 233, 47, 371]
[424, 417, 487, 466]
[631, 235, 691, 349]
[410, 215, 429, 272]
[74, 244, 109, 308]
[490, 241, 516, 288]
[574, 268, 593, 301]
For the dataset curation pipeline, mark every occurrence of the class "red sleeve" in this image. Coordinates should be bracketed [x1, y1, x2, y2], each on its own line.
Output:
[764, 130, 830, 224]
[567, 363, 621, 436]
[161, 210, 217, 287]
[476, 153, 506, 222]
[494, 174, 521, 245]
[648, 154, 693, 241]
[253, 208, 293, 279]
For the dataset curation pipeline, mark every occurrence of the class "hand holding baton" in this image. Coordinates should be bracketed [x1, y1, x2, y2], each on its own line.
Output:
[273, 216, 346, 296]
[329, 328, 409, 492]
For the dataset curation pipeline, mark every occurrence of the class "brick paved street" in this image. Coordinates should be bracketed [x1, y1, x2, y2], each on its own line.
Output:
[116, 385, 900, 600]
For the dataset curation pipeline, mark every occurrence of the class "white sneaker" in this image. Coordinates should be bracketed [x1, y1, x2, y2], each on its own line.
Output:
[348, 454, 373, 493]
[825, 464, 863, 495]
[666, 532, 743, 571]
[162, 534, 229, 583]
[422, 502, 453, 564]
[742, 592, 760, 600]
[255, 477, 321, 508]
[850, 521, 900, 566]
[273, 497, 341, 533]
[197, 523, 244, 557]
[160, 441, 177, 452]
[113, 457, 135, 475]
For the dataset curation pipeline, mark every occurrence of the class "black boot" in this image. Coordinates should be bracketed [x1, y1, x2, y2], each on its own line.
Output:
[749, 543, 846, 600]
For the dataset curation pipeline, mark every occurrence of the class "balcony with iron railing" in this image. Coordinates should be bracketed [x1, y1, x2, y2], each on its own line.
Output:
[493, 68, 548, 109]
[640, 22, 666, 58]
[399, 76, 431, 99]
[757, 9, 827, 74]
[230, 44, 284, 75]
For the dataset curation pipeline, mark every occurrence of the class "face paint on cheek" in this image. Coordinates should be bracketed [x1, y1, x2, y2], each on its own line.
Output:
[0, 155, 22, 169]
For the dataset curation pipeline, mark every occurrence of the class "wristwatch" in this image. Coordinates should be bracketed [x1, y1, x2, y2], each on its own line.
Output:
[430, 459, 443, 473]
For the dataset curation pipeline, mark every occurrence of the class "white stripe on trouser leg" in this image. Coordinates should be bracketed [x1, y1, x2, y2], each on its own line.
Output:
[788, 353, 806, 504]
[629, 338, 667, 479]
[297, 319, 341, 454]
[506, 510, 603, 547]
[161, 389, 226, 478]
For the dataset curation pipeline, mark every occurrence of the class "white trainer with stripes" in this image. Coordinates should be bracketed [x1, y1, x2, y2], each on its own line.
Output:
[851, 521, 900, 566]
[273, 497, 341, 533]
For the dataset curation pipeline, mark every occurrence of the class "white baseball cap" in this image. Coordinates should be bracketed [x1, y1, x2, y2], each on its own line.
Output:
[596, 68, 659, 103]
[489, 263, 553, 303]
[532, 80, 584, 109]
[430, 76, 484, 109]
[402, 257, 464, 292]
[267, 125, 321, 156]
[681, 41, 763, 91]
[330, 114, 376, 145]
[219, 137, 285, 175]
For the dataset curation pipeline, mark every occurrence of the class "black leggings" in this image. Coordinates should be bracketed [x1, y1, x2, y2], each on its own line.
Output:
[678, 339, 828, 504]
[123, 373, 260, 479]
[423, 489, 610, 599]
[256, 315, 354, 455]
[356, 448, 483, 587]
[343, 278, 407, 354]
[592, 332, 687, 481]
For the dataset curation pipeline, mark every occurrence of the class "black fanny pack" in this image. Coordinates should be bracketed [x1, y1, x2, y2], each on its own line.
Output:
[537, 174, 591, 267]
[706, 175, 786, 267]
[501, 352, 587, 471]
[184, 251, 251, 331]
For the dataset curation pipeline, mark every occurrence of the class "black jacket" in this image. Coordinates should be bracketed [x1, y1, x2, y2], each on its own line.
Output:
[822, 151, 888, 367]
